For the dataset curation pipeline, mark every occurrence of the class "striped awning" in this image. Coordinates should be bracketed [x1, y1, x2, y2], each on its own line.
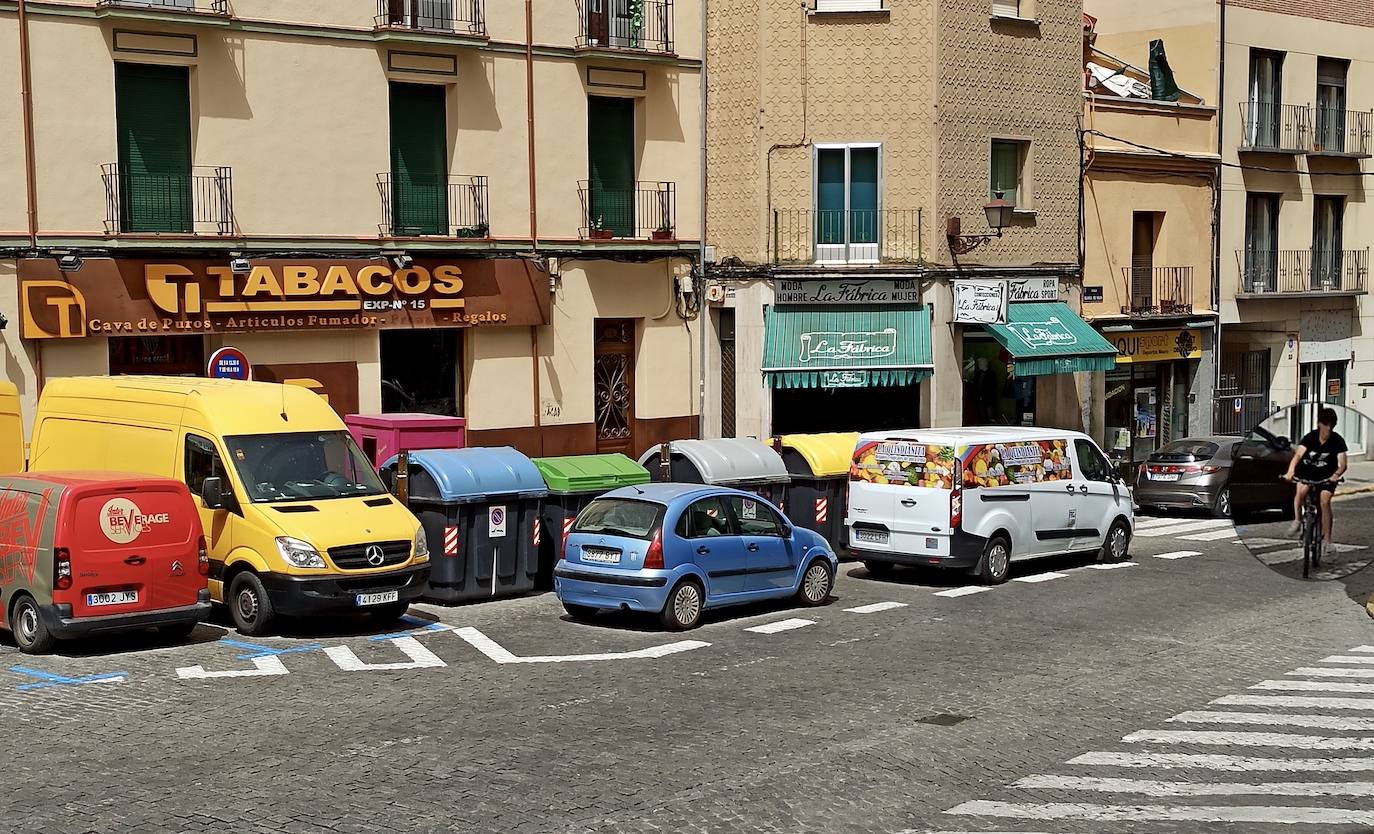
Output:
[982, 302, 1118, 376]
[762, 305, 933, 389]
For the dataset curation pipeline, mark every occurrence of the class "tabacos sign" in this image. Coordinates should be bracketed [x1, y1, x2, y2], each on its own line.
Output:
[18, 258, 549, 339]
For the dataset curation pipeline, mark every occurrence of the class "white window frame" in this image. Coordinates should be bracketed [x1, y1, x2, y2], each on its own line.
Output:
[989, 137, 1032, 211]
[812, 0, 888, 13]
[812, 142, 883, 265]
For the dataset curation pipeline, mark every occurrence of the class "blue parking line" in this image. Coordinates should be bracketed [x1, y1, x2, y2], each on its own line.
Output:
[367, 619, 450, 642]
[11, 665, 128, 692]
[218, 639, 323, 660]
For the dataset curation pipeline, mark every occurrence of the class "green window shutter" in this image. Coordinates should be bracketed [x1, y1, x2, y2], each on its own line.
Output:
[849, 147, 878, 245]
[815, 148, 845, 246]
[990, 140, 1019, 207]
[390, 81, 449, 235]
[587, 95, 635, 236]
[115, 63, 192, 233]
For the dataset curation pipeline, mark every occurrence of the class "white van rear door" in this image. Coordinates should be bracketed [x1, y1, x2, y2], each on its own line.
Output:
[848, 439, 955, 555]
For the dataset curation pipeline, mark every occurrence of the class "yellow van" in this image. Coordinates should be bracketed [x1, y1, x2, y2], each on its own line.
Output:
[29, 376, 429, 635]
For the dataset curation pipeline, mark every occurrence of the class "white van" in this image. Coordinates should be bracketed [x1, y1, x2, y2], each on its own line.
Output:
[845, 427, 1132, 583]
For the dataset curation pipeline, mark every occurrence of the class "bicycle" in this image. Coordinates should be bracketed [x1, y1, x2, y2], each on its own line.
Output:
[1290, 476, 1343, 578]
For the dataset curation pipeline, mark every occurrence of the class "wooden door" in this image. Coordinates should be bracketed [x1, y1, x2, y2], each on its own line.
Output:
[594, 319, 635, 454]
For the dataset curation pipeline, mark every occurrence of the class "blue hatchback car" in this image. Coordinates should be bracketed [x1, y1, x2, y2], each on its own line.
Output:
[553, 484, 838, 629]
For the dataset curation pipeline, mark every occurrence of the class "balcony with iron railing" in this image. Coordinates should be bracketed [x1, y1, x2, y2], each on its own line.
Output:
[771, 209, 924, 265]
[1236, 248, 1369, 297]
[102, 163, 234, 236]
[377, 174, 490, 238]
[96, 0, 229, 14]
[374, 0, 486, 39]
[574, 0, 674, 55]
[1311, 107, 1373, 158]
[1239, 102, 1312, 154]
[578, 181, 676, 240]
[1120, 265, 1194, 316]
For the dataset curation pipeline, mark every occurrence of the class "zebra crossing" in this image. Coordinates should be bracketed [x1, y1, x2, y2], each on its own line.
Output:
[1132, 515, 1238, 541]
[940, 645, 1374, 830]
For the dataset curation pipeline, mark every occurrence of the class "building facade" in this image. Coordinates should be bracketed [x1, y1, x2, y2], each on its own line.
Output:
[0, 0, 703, 458]
[703, 0, 1112, 442]
[1080, 12, 1220, 468]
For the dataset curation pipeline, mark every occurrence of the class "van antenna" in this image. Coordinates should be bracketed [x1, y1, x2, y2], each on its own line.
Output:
[280, 382, 288, 422]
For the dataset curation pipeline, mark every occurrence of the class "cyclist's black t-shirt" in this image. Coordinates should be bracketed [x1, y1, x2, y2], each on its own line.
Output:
[1295, 430, 1348, 480]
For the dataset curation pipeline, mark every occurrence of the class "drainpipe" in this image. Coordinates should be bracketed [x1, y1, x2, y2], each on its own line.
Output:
[1214, 0, 1226, 431]
[698, 0, 708, 438]
[525, 0, 538, 247]
[18, 0, 39, 249]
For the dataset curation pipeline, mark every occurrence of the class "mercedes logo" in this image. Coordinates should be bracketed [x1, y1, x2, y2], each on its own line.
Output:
[365, 545, 386, 567]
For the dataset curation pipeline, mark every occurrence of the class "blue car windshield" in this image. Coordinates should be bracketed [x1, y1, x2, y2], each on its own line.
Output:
[573, 498, 663, 541]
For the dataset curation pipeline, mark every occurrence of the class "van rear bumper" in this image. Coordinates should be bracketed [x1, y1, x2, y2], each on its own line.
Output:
[852, 529, 987, 570]
[259, 563, 430, 616]
[40, 590, 212, 638]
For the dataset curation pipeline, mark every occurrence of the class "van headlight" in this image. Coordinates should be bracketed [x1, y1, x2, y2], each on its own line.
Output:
[413, 527, 429, 562]
[276, 536, 326, 569]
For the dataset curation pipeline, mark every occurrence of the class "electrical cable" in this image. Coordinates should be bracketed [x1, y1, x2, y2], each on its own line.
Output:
[1085, 129, 1374, 177]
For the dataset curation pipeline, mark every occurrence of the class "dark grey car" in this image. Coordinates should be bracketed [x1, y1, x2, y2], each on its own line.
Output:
[1134, 436, 1239, 517]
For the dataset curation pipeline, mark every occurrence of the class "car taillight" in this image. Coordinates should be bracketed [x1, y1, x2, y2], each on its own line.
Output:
[643, 528, 664, 570]
[197, 536, 210, 576]
[1201, 464, 1221, 473]
[950, 491, 962, 529]
[54, 547, 72, 591]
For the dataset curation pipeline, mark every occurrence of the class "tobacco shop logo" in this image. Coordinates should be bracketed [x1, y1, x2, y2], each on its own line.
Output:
[144, 263, 467, 315]
[21, 281, 89, 339]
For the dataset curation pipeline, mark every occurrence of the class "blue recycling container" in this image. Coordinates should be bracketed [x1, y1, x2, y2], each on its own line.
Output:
[382, 447, 547, 604]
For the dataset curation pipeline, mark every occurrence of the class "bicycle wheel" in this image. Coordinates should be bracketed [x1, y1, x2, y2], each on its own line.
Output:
[1302, 509, 1315, 578]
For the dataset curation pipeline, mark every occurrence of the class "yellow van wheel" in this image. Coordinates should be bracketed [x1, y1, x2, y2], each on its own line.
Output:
[228, 571, 276, 637]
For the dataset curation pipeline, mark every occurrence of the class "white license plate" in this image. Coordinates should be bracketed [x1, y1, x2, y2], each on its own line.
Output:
[1150, 473, 1181, 481]
[855, 529, 889, 544]
[355, 590, 400, 607]
[582, 547, 621, 564]
[87, 590, 137, 607]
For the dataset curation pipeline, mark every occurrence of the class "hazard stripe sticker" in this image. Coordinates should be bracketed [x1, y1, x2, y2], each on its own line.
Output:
[443, 525, 459, 556]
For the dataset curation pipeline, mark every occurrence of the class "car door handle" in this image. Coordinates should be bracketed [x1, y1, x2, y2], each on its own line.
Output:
[696, 545, 710, 555]
[900, 499, 917, 507]
[124, 555, 146, 566]
[1079, 485, 1089, 495]
[747, 543, 760, 552]
[1065, 484, 1076, 493]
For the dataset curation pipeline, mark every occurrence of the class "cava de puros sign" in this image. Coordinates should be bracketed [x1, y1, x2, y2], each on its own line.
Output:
[19, 258, 549, 339]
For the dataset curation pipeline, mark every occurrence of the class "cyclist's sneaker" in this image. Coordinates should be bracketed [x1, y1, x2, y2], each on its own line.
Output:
[1285, 520, 1301, 537]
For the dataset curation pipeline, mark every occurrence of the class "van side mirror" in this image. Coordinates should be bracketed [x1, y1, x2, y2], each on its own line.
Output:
[201, 476, 227, 510]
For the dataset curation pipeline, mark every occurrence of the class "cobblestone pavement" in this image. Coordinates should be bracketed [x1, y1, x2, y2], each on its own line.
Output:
[2, 513, 1372, 834]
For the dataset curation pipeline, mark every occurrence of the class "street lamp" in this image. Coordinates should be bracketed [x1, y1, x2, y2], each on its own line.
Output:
[946, 191, 1015, 256]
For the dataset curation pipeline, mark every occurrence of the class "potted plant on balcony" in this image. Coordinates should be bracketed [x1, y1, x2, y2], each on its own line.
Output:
[651, 221, 674, 241]
[456, 222, 490, 239]
[588, 216, 614, 240]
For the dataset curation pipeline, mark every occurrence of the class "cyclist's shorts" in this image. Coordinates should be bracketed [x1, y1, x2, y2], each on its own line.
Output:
[1313, 480, 1339, 494]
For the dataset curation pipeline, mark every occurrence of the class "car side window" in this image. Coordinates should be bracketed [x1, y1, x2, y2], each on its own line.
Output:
[677, 497, 734, 539]
[185, 434, 228, 499]
[725, 495, 785, 537]
[1074, 439, 1112, 483]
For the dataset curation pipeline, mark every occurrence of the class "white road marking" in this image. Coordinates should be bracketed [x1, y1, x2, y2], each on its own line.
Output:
[1134, 515, 1192, 529]
[944, 800, 1374, 825]
[1012, 572, 1069, 584]
[1291, 666, 1374, 678]
[1319, 655, 1374, 665]
[744, 618, 815, 634]
[934, 586, 992, 598]
[843, 601, 908, 614]
[1123, 729, 1374, 751]
[1352, 646, 1374, 654]
[1152, 550, 1202, 560]
[1086, 562, 1137, 570]
[1252, 679, 1374, 694]
[1215, 694, 1374, 711]
[453, 626, 710, 663]
[1067, 751, 1374, 771]
[176, 655, 289, 679]
[1134, 518, 1232, 537]
[1180, 527, 1242, 542]
[1169, 710, 1374, 731]
[1013, 774, 1374, 798]
[323, 636, 447, 671]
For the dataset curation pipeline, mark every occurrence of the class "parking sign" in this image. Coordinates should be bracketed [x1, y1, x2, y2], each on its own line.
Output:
[489, 505, 507, 538]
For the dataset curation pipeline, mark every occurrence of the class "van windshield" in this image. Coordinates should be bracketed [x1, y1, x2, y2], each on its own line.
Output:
[224, 431, 386, 503]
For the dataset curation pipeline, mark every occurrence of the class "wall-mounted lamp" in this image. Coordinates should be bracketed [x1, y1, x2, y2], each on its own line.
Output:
[389, 253, 413, 269]
[946, 192, 1016, 256]
[57, 254, 84, 272]
[229, 257, 251, 275]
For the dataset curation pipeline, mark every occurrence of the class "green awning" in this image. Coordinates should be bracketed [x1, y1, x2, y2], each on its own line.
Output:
[983, 302, 1118, 376]
[763, 305, 933, 389]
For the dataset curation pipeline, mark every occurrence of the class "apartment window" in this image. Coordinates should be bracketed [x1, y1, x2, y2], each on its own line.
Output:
[1246, 49, 1284, 148]
[990, 139, 1027, 207]
[813, 0, 888, 11]
[1244, 193, 1280, 292]
[1312, 196, 1345, 290]
[990, 0, 1021, 17]
[115, 63, 192, 233]
[588, 95, 636, 237]
[1130, 212, 1160, 312]
[384, 0, 455, 30]
[814, 144, 879, 263]
[389, 81, 449, 235]
[1316, 58, 1349, 153]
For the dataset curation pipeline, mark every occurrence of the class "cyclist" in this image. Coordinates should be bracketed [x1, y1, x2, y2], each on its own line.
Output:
[1283, 406, 1348, 547]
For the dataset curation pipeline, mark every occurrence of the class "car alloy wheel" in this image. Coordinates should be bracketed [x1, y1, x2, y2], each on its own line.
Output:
[1108, 522, 1130, 562]
[672, 583, 702, 627]
[801, 562, 831, 604]
[1215, 487, 1232, 518]
[986, 541, 1010, 582]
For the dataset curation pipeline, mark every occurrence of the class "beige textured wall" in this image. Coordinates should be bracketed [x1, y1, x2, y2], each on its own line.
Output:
[205, 331, 384, 414]
[935, 0, 1082, 268]
[1086, 0, 1217, 103]
[0, 21, 23, 235]
[706, 0, 937, 265]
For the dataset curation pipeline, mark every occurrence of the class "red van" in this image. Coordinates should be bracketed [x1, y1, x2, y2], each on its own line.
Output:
[0, 473, 211, 654]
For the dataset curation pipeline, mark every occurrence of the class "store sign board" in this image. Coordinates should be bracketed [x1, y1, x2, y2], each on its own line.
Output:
[17, 258, 549, 340]
[1007, 277, 1059, 302]
[952, 279, 1008, 324]
[253, 362, 360, 417]
[798, 328, 896, 363]
[774, 279, 922, 305]
[1111, 329, 1202, 364]
[820, 371, 870, 388]
[1006, 317, 1078, 349]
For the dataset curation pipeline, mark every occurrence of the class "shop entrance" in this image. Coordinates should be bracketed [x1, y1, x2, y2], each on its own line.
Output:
[108, 336, 205, 376]
[380, 329, 463, 416]
[771, 383, 920, 434]
[1105, 361, 1195, 466]
[961, 337, 1035, 426]
[594, 319, 636, 455]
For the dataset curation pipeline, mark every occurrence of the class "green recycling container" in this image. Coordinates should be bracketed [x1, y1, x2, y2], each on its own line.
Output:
[532, 453, 650, 588]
